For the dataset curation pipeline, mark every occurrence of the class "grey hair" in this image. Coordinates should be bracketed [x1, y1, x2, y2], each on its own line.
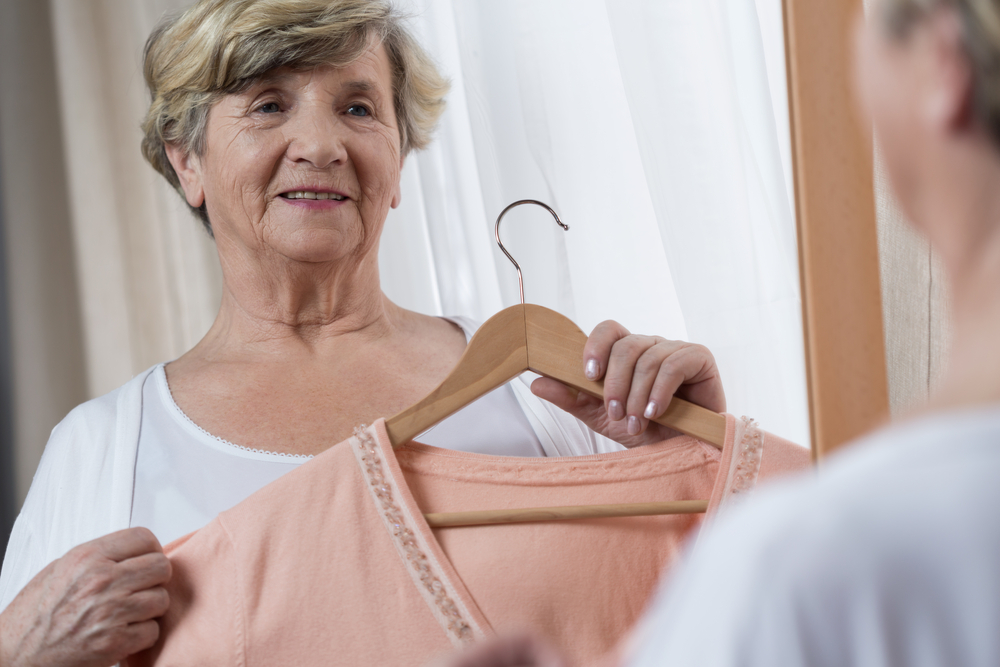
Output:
[141, 0, 449, 234]
[879, 0, 1000, 147]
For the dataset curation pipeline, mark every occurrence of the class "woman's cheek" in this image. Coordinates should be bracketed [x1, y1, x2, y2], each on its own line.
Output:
[359, 158, 401, 211]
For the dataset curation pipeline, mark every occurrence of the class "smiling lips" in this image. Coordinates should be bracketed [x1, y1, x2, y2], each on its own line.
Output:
[280, 190, 347, 201]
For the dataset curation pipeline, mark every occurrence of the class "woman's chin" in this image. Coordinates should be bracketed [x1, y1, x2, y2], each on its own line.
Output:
[268, 227, 366, 265]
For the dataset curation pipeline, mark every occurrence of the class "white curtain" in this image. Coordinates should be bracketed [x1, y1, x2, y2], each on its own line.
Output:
[381, 0, 809, 445]
[40, 0, 807, 447]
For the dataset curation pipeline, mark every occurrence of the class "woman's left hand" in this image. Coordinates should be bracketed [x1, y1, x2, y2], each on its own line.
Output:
[530, 320, 725, 448]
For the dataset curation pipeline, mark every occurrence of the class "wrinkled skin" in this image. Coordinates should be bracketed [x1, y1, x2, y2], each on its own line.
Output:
[0, 529, 171, 667]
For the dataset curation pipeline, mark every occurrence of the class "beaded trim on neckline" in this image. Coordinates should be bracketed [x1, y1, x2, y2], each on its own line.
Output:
[720, 416, 765, 504]
[351, 424, 478, 647]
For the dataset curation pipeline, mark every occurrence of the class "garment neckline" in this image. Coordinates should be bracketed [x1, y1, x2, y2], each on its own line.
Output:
[394, 435, 715, 483]
[150, 316, 473, 462]
[152, 364, 313, 462]
[349, 417, 739, 644]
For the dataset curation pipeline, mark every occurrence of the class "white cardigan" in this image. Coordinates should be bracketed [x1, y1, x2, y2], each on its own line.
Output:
[0, 365, 619, 612]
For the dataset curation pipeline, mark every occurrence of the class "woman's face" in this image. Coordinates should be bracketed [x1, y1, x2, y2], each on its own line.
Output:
[854, 3, 973, 241]
[854, 8, 927, 223]
[172, 43, 403, 266]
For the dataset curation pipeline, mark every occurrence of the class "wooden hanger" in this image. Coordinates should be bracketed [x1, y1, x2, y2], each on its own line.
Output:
[385, 200, 727, 528]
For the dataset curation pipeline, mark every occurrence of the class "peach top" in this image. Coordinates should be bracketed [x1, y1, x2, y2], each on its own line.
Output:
[132, 415, 809, 667]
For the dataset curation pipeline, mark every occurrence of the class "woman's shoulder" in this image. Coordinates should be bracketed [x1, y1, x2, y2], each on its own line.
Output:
[26, 364, 158, 510]
[46, 365, 156, 450]
[0, 366, 160, 610]
[23, 370, 154, 525]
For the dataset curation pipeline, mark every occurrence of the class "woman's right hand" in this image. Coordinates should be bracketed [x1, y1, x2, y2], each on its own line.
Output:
[0, 527, 171, 667]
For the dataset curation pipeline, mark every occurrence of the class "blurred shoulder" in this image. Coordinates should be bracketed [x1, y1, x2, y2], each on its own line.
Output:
[633, 407, 1000, 666]
[715, 406, 1000, 570]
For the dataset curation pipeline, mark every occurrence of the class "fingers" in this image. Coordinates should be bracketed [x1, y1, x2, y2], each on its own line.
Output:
[111, 587, 170, 625]
[646, 344, 725, 415]
[117, 552, 172, 593]
[116, 619, 161, 659]
[623, 344, 673, 434]
[91, 528, 164, 563]
[530, 378, 608, 428]
[2, 528, 172, 667]
[628, 344, 707, 424]
[603, 335, 663, 431]
[592, 323, 726, 436]
[582, 320, 631, 381]
[529, 377, 581, 413]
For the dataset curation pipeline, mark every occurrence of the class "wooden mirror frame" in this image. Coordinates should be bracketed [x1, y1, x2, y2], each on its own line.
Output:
[784, 0, 890, 459]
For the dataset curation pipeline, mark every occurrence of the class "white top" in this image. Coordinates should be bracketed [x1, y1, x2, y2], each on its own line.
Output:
[132, 320, 544, 545]
[626, 405, 1000, 667]
[0, 316, 619, 613]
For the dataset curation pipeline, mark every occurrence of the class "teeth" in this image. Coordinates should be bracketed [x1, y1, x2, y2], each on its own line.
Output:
[282, 191, 345, 201]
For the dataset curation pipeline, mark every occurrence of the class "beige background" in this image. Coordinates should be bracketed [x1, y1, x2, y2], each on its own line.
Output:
[874, 153, 951, 415]
[0, 0, 223, 506]
[1, 0, 89, 508]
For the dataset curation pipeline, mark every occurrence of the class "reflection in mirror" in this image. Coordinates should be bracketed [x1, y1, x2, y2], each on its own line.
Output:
[0, 2, 824, 663]
[380, 0, 809, 447]
[0, 0, 810, 521]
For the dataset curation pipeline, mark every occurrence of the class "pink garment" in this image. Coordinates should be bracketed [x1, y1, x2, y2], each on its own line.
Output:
[132, 415, 809, 667]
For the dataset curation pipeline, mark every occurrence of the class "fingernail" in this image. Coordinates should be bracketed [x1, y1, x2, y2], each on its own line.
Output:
[585, 358, 599, 380]
[609, 400, 625, 421]
[628, 416, 641, 435]
[644, 401, 658, 419]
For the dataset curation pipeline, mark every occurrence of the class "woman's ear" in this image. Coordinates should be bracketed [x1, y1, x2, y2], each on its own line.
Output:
[923, 7, 974, 134]
[164, 142, 206, 208]
[390, 154, 405, 209]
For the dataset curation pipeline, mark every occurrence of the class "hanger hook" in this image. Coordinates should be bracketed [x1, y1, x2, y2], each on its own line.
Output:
[494, 200, 569, 305]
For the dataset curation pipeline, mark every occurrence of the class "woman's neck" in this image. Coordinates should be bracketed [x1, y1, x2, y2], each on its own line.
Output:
[192, 244, 406, 359]
[929, 208, 1000, 412]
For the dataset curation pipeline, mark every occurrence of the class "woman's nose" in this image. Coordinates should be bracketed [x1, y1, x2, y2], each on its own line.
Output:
[284, 107, 347, 169]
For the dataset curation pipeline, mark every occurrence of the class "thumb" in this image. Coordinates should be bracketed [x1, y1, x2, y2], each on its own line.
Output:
[530, 378, 607, 427]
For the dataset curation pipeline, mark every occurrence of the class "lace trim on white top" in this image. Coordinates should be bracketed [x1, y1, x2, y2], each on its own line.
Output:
[155, 365, 313, 462]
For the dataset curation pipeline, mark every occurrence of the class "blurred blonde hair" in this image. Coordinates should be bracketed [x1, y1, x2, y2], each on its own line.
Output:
[141, 0, 449, 233]
[879, 0, 1000, 146]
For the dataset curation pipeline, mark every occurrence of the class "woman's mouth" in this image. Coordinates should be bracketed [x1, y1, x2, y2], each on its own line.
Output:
[280, 191, 346, 201]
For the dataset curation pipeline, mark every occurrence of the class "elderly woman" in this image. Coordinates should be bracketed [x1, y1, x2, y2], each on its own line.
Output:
[0, 1, 725, 665]
[441, 0, 1000, 664]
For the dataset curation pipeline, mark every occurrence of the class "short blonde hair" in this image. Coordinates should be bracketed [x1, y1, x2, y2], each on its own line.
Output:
[141, 0, 449, 233]
[878, 0, 1000, 147]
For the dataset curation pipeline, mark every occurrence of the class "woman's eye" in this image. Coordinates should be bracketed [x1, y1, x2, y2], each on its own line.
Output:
[257, 102, 281, 114]
[347, 104, 370, 117]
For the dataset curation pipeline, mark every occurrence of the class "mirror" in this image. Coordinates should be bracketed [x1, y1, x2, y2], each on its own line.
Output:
[0, 0, 895, 523]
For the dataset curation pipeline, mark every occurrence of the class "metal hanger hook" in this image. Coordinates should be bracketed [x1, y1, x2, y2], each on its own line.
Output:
[494, 200, 569, 305]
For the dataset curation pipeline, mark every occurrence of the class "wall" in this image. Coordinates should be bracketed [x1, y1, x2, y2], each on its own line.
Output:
[0, 139, 16, 558]
[0, 0, 89, 514]
[874, 155, 951, 415]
